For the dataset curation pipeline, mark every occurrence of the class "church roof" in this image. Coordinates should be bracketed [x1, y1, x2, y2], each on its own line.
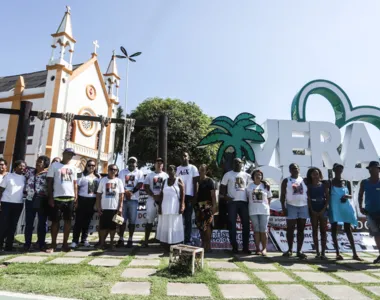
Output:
[0, 64, 82, 92]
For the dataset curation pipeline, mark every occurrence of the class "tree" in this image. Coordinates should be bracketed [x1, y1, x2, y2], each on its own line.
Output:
[197, 113, 265, 166]
[128, 98, 218, 173]
[113, 106, 124, 164]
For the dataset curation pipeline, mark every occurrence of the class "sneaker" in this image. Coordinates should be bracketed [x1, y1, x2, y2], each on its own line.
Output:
[70, 242, 78, 249]
[116, 240, 124, 247]
[374, 255, 380, 264]
[296, 252, 307, 260]
[126, 240, 133, 248]
[83, 241, 91, 247]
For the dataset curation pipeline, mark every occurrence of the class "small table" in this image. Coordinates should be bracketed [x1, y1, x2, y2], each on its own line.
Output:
[169, 244, 204, 275]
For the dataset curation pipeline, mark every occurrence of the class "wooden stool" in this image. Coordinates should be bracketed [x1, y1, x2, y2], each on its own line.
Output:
[169, 244, 204, 275]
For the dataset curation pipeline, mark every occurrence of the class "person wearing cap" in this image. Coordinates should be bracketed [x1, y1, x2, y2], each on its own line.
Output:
[117, 156, 144, 247]
[176, 152, 200, 245]
[281, 163, 309, 259]
[220, 158, 251, 254]
[329, 163, 362, 261]
[359, 161, 380, 263]
[46, 148, 78, 252]
[143, 157, 169, 247]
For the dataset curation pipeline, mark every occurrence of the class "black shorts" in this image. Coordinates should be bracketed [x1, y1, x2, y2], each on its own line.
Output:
[99, 210, 117, 230]
[49, 200, 74, 222]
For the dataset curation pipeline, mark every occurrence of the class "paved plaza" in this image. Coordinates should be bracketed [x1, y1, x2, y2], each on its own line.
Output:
[1, 234, 380, 299]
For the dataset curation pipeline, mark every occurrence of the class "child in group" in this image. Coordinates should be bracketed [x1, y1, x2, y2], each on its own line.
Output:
[307, 167, 329, 259]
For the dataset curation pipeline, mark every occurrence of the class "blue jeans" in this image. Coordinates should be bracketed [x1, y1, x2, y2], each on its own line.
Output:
[228, 201, 250, 250]
[184, 196, 193, 244]
[122, 200, 138, 225]
[24, 198, 48, 248]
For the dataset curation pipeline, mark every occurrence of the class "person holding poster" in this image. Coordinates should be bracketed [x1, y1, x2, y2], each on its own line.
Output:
[329, 163, 362, 261]
[246, 169, 272, 256]
[359, 161, 380, 264]
[307, 167, 329, 260]
[281, 163, 308, 259]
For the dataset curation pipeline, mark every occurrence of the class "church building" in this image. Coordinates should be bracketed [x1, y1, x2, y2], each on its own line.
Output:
[0, 7, 120, 171]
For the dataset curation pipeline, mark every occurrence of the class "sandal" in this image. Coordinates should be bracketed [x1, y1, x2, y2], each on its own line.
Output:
[320, 254, 328, 260]
[297, 252, 307, 260]
[315, 252, 321, 259]
[336, 254, 344, 261]
[353, 255, 363, 262]
[373, 255, 380, 264]
[282, 250, 293, 257]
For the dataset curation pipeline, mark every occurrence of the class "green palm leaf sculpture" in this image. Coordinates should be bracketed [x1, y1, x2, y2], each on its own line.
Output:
[198, 113, 265, 166]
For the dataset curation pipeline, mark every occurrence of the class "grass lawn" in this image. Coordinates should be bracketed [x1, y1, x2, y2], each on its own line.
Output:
[0, 234, 380, 299]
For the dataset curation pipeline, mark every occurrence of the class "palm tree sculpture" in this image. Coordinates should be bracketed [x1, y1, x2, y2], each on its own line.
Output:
[198, 113, 265, 166]
[115, 46, 142, 166]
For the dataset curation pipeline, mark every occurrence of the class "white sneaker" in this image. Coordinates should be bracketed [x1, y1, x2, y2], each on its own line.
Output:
[70, 242, 78, 249]
[83, 241, 91, 247]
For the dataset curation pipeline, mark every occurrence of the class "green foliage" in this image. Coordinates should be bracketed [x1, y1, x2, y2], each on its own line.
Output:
[128, 97, 218, 174]
[198, 113, 265, 166]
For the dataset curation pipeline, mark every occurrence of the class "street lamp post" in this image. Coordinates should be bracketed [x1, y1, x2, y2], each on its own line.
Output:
[115, 46, 142, 167]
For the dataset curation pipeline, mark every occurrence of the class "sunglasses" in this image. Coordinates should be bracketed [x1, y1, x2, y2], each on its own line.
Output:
[87, 164, 96, 167]
[109, 168, 118, 171]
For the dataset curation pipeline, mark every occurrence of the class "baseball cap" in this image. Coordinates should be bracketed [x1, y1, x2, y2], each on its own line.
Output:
[128, 156, 138, 162]
[333, 163, 344, 169]
[367, 161, 380, 169]
[63, 148, 76, 155]
[156, 157, 164, 162]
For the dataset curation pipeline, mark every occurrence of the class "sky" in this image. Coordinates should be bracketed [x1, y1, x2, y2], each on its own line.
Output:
[0, 0, 379, 154]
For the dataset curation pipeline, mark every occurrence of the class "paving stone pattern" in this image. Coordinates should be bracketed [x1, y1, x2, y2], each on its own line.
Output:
[167, 283, 211, 297]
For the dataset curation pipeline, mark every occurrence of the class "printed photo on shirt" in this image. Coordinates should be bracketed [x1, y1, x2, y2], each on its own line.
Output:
[235, 177, 245, 190]
[292, 183, 304, 195]
[253, 189, 263, 202]
[88, 180, 98, 195]
[125, 175, 135, 190]
[106, 182, 117, 198]
[61, 168, 73, 182]
[153, 176, 163, 191]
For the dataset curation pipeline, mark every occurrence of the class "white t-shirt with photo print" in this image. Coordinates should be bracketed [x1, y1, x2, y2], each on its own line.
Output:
[97, 177, 124, 210]
[221, 171, 251, 201]
[144, 171, 169, 201]
[0, 173, 25, 204]
[77, 175, 100, 198]
[246, 182, 273, 215]
[176, 164, 199, 196]
[118, 168, 144, 200]
[47, 162, 77, 198]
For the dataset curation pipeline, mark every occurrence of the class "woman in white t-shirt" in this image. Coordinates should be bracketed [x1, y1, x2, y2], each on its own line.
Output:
[0, 160, 26, 251]
[71, 159, 100, 248]
[96, 164, 124, 250]
[246, 170, 272, 256]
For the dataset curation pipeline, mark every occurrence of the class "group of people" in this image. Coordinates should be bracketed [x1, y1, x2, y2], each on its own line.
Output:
[219, 158, 380, 263]
[0, 148, 379, 263]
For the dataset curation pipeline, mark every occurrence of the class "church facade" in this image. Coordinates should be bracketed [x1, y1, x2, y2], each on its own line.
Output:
[0, 7, 120, 171]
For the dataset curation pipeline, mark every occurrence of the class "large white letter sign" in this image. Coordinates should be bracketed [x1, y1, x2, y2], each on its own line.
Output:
[341, 123, 378, 168]
[252, 119, 279, 166]
[309, 121, 342, 169]
[277, 120, 311, 168]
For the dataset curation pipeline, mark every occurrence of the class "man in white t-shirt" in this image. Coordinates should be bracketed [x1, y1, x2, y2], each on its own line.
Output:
[176, 152, 199, 244]
[0, 160, 26, 251]
[220, 158, 251, 254]
[47, 148, 78, 252]
[0, 158, 8, 185]
[143, 157, 169, 247]
[117, 156, 144, 247]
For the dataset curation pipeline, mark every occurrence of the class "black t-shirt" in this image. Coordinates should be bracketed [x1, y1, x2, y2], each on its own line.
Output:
[197, 178, 215, 202]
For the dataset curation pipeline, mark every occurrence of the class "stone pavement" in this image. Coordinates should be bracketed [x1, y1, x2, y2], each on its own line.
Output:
[3, 233, 380, 299]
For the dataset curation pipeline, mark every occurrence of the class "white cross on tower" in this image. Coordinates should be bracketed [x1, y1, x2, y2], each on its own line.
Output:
[66, 5, 71, 13]
[93, 40, 99, 54]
